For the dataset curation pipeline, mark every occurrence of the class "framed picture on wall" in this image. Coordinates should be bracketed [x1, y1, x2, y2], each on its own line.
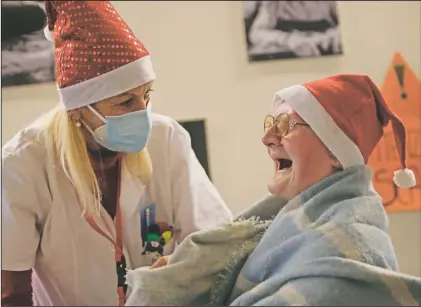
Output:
[178, 119, 212, 180]
[1, 1, 55, 87]
[242, 1, 343, 62]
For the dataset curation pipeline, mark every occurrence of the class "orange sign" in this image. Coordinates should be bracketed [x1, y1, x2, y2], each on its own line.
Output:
[368, 52, 421, 212]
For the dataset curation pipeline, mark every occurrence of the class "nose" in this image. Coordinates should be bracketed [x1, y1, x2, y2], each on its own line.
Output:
[132, 95, 148, 111]
[262, 124, 280, 147]
[140, 96, 149, 108]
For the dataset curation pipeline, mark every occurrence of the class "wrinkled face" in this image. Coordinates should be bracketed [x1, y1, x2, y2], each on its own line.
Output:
[262, 101, 341, 200]
[68, 81, 153, 162]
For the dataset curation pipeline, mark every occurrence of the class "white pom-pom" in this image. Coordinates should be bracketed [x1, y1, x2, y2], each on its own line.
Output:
[43, 26, 54, 42]
[393, 168, 416, 188]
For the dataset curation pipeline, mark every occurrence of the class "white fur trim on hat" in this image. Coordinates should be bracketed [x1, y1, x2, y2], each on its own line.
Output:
[393, 168, 416, 188]
[59, 56, 155, 110]
[43, 26, 54, 42]
[273, 85, 365, 169]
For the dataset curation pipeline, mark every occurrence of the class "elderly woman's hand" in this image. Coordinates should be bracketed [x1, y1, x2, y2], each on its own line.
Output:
[150, 256, 169, 269]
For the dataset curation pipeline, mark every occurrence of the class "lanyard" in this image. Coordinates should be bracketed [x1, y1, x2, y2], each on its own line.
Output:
[80, 160, 126, 306]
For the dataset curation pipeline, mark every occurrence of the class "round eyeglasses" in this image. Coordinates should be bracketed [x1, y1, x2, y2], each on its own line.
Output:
[264, 113, 309, 137]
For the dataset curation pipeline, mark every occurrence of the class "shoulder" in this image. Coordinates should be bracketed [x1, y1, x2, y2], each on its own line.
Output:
[150, 112, 188, 135]
[149, 112, 190, 145]
[2, 124, 48, 170]
[147, 113, 192, 172]
[2, 125, 49, 214]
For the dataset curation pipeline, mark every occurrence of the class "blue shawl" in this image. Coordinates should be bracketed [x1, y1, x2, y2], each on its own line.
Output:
[227, 166, 421, 306]
[126, 166, 421, 306]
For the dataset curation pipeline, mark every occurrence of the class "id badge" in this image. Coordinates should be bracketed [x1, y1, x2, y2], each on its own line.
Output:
[140, 204, 156, 247]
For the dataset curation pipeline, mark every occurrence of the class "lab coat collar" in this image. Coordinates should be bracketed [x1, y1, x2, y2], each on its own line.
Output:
[119, 160, 146, 223]
[86, 160, 145, 243]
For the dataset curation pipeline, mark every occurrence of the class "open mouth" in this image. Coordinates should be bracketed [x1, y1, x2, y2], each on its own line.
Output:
[277, 159, 293, 172]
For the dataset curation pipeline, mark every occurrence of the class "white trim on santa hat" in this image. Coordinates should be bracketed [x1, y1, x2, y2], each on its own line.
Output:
[59, 56, 156, 110]
[273, 85, 365, 169]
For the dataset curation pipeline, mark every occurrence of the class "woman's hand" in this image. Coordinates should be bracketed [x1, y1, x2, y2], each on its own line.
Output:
[150, 256, 169, 269]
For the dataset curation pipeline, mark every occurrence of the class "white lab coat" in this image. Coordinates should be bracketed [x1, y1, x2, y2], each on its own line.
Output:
[1, 112, 232, 306]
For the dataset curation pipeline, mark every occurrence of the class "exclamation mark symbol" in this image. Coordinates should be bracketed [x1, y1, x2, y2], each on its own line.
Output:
[394, 64, 407, 99]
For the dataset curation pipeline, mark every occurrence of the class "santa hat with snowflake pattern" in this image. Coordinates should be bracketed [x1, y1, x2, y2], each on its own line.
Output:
[44, 0, 155, 110]
[273, 74, 416, 189]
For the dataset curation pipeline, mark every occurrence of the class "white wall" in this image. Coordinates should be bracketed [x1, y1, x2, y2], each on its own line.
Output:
[2, 1, 420, 275]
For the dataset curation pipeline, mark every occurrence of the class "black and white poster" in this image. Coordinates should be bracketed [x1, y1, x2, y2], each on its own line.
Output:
[242, 1, 343, 62]
[1, 1, 55, 87]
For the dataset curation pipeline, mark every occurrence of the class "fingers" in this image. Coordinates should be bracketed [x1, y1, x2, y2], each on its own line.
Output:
[150, 256, 169, 269]
[332, 32, 342, 54]
[326, 28, 341, 53]
[325, 28, 341, 54]
[320, 34, 330, 51]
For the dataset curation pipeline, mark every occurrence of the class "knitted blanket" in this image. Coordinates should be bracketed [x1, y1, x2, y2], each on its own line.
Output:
[126, 166, 421, 306]
[125, 194, 284, 306]
[228, 166, 421, 306]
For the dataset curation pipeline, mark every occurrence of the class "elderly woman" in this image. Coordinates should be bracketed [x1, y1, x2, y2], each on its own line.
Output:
[125, 74, 421, 306]
[1, 1, 232, 306]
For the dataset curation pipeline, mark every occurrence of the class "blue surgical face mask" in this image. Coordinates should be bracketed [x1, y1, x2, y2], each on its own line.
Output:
[84, 102, 152, 153]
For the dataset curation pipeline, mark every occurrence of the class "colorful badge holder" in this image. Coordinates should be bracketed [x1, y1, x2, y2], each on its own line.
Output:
[140, 204, 174, 263]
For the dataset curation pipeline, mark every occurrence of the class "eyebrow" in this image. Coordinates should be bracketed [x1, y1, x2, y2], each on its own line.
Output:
[115, 92, 129, 98]
[109, 93, 133, 105]
[122, 84, 153, 97]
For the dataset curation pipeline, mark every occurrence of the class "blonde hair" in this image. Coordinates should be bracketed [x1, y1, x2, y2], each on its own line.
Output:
[37, 105, 153, 215]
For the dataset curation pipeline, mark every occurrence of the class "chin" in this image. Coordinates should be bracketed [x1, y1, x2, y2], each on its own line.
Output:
[267, 168, 297, 199]
[267, 179, 288, 198]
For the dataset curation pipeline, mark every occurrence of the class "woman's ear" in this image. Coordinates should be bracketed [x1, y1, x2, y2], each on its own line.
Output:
[67, 109, 83, 128]
[68, 109, 81, 122]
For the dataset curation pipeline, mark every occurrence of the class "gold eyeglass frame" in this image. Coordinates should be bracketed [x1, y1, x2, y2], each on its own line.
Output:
[264, 113, 309, 137]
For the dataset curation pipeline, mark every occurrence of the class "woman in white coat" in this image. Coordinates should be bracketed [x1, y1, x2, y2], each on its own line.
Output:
[1, 1, 232, 306]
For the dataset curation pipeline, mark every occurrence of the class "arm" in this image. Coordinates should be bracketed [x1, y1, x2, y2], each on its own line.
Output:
[248, 1, 291, 50]
[168, 121, 232, 243]
[328, 0, 339, 26]
[1, 153, 42, 306]
[1, 271, 33, 306]
[232, 221, 419, 306]
[247, 275, 421, 306]
[245, 277, 356, 306]
[243, 277, 351, 306]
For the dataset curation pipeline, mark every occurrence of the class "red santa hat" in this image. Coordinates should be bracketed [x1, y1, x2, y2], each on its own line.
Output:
[273, 74, 416, 189]
[44, 1, 155, 110]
